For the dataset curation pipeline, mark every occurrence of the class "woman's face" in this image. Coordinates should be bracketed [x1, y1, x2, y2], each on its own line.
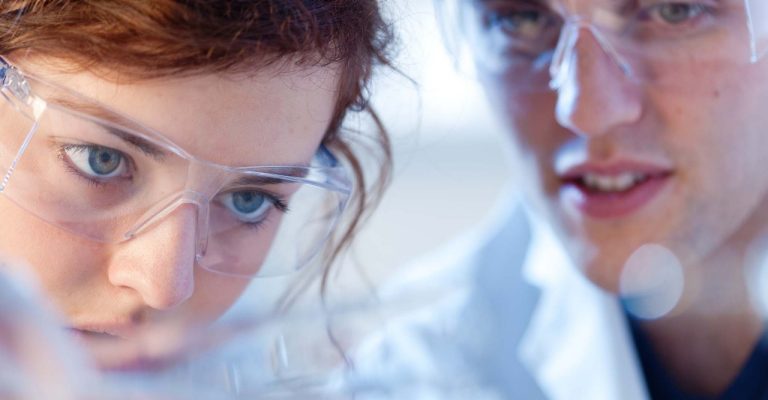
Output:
[0, 58, 341, 370]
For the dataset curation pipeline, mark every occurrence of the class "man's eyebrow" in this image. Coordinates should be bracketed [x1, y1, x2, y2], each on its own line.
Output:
[618, 0, 639, 14]
[48, 96, 168, 161]
[473, 0, 545, 5]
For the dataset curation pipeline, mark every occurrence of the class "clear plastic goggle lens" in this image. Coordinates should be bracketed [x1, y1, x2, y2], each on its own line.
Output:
[0, 61, 351, 278]
[447, 0, 767, 92]
[746, 0, 768, 61]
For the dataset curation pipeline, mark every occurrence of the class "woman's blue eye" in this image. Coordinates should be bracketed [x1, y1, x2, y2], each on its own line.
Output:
[89, 147, 122, 175]
[64, 145, 127, 178]
[223, 191, 274, 223]
[233, 191, 266, 214]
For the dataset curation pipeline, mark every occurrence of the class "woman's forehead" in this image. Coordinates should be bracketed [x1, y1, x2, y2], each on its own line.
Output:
[34, 61, 342, 167]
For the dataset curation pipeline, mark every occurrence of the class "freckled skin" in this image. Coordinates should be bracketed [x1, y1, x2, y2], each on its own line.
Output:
[0, 58, 341, 367]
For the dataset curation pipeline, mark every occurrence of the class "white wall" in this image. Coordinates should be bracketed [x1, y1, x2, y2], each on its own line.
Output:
[335, 0, 511, 289]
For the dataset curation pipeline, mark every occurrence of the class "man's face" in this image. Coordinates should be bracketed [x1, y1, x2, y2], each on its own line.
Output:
[469, 0, 768, 291]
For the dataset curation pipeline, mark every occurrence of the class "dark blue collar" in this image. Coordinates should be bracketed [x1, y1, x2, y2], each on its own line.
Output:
[626, 314, 768, 400]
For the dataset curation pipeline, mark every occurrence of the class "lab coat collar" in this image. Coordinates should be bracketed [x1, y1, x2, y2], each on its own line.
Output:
[516, 210, 650, 400]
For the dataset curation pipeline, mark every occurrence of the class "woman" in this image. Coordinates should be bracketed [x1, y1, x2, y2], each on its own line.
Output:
[0, 0, 393, 378]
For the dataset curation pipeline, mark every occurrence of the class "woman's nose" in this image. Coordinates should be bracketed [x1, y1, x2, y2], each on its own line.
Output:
[107, 204, 198, 310]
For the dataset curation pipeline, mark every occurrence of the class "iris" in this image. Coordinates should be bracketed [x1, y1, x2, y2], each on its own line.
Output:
[232, 191, 266, 214]
[87, 147, 122, 176]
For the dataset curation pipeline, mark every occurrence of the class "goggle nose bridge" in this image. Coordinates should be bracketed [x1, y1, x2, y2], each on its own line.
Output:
[548, 16, 636, 91]
[123, 189, 212, 261]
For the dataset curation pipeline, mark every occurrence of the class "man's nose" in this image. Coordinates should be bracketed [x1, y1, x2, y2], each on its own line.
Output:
[550, 24, 643, 137]
[107, 204, 198, 310]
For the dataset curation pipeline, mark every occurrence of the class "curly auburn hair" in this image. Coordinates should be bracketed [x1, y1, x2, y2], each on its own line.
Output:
[0, 0, 394, 291]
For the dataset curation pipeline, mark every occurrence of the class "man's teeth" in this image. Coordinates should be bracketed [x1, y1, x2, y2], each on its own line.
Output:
[582, 172, 647, 192]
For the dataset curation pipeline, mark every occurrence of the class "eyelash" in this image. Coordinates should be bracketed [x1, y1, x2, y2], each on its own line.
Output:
[241, 213, 273, 231]
[636, 1, 719, 23]
[56, 143, 133, 188]
[55, 142, 292, 229]
[479, 2, 718, 25]
[483, 7, 549, 26]
[230, 191, 290, 230]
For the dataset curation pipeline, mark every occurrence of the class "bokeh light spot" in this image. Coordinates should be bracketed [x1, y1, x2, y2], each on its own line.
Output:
[620, 244, 685, 320]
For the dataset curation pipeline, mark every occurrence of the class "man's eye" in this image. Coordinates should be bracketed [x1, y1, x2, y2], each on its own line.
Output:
[64, 145, 128, 178]
[221, 191, 275, 223]
[486, 9, 552, 39]
[651, 3, 709, 24]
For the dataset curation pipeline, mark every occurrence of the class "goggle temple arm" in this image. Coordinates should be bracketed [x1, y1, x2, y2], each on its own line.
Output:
[746, 0, 768, 63]
[0, 58, 47, 193]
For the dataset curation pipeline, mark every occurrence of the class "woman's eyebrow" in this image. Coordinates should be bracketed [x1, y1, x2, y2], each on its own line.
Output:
[232, 169, 311, 186]
[47, 95, 168, 161]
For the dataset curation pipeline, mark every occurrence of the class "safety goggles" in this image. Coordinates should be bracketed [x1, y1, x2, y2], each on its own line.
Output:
[0, 58, 352, 278]
[437, 0, 768, 92]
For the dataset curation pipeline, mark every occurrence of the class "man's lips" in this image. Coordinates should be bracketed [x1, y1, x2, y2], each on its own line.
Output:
[558, 160, 673, 181]
[557, 160, 674, 219]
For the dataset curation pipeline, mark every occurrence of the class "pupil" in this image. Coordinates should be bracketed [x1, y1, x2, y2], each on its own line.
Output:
[88, 147, 121, 175]
[516, 11, 540, 24]
[233, 191, 265, 214]
[497, 10, 540, 31]
[659, 4, 691, 23]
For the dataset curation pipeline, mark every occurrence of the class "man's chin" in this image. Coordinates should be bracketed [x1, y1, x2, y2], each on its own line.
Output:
[572, 239, 690, 301]
[580, 261, 627, 294]
[565, 243, 643, 294]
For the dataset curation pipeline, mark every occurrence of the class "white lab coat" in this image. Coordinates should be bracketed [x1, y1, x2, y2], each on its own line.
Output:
[352, 195, 651, 400]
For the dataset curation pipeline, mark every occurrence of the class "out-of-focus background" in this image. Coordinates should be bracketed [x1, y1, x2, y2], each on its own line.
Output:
[334, 0, 510, 289]
[228, 0, 514, 369]
[232, 0, 511, 316]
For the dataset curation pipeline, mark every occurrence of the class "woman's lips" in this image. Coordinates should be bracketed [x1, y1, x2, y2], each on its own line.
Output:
[68, 328, 122, 342]
[67, 326, 179, 373]
[558, 162, 673, 219]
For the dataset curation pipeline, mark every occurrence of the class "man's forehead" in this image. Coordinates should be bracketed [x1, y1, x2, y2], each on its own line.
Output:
[473, 0, 735, 9]
[471, 0, 640, 10]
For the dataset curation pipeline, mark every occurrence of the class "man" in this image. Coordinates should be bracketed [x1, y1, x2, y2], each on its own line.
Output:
[352, 1, 768, 399]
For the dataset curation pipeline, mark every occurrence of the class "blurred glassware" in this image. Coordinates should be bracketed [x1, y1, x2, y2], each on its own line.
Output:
[0, 256, 497, 399]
